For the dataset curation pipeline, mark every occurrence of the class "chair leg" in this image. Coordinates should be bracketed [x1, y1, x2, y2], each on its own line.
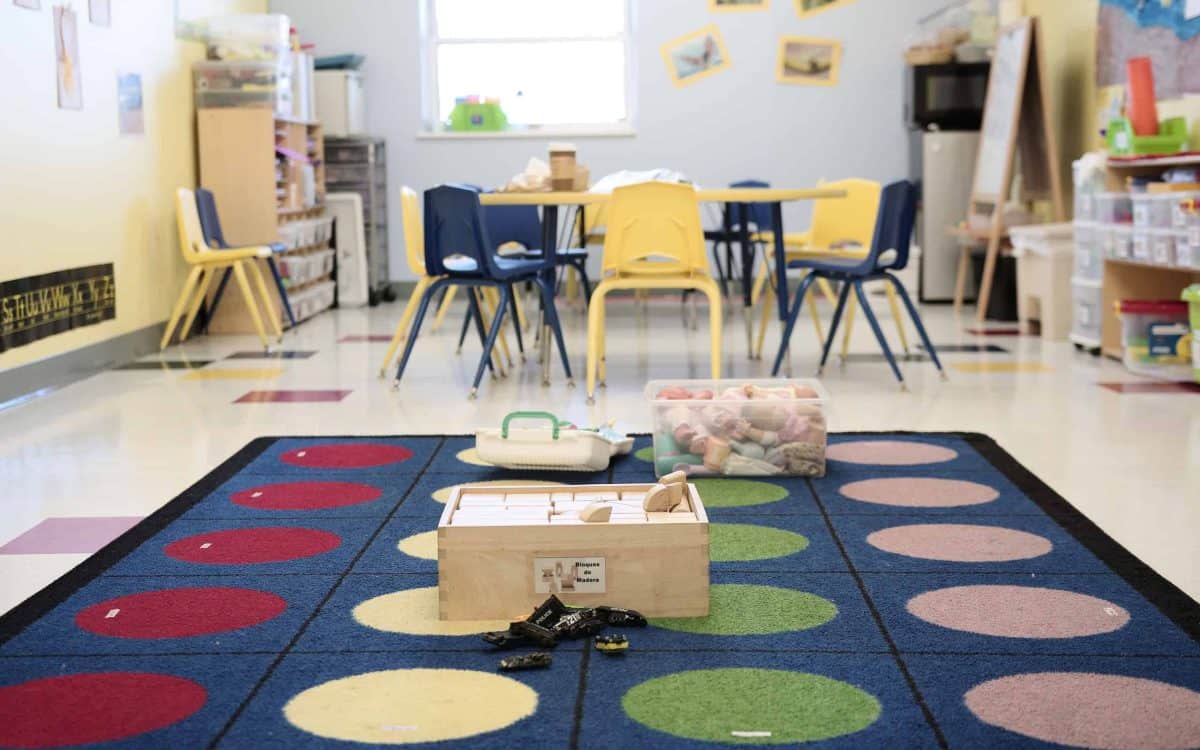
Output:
[205, 268, 233, 334]
[771, 273, 818, 376]
[711, 241, 729, 298]
[537, 278, 573, 385]
[805, 274, 825, 345]
[179, 267, 216, 344]
[953, 245, 970, 314]
[586, 286, 606, 400]
[432, 285, 458, 332]
[247, 259, 284, 341]
[468, 285, 510, 399]
[887, 275, 945, 376]
[702, 282, 723, 380]
[817, 281, 853, 375]
[840, 292, 858, 361]
[481, 287, 513, 369]
[232, 261, 270, 349]
[884, 283, 911, 354]
[750, 261, 770, 306]
[456, 299, 473, 354]
[467, 289, 504, 378]
[596, 288, 608, 386]
[161, 266, 203, 350]
[512, 286, 529, 330]
[853, 281, 904, 385]
[754, 281, 774, 360]
[817, 278, 838, 306]
[266, 258, 297, 328]
[393, 279, 443, 385]
[573, 259, 592, 307]
[506, 284, 525, 360]
[379, 276, 433, 377]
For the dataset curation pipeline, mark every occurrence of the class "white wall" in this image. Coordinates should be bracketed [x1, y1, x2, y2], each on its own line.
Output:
[270, 0, 946, 280]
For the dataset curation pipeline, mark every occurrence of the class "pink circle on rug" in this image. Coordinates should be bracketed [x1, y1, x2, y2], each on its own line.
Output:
[827, 440, 958, 466]
[839, 477, 998, 507]
[279, 443, 413, 468]
[165, 528, 341, 564]
[0, 672, 206, 748]
[76, 587, 287, 639]
[231, 481, 382, 510]
[867, 524, 1052, 562]
[907, 585, 1129, 638]
[965, 672, 1200, 749]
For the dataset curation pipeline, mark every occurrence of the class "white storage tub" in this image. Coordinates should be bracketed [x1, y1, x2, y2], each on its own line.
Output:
[1071, 279, 1103, 344]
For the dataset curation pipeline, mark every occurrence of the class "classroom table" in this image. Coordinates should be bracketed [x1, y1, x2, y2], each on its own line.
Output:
[479, 187, 846, 352]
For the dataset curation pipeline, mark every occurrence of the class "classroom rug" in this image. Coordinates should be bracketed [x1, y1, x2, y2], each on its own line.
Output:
[1, 433, 1198, 749]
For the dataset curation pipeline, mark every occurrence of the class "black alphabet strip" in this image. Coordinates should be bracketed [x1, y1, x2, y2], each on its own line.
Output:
[0, 264, 116, 352]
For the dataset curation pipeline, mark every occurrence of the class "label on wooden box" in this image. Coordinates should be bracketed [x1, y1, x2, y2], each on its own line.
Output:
[534, 556, 606, 594]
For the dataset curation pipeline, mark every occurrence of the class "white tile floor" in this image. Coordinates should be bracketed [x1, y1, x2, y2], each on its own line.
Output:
[1, 289, 1197, 613]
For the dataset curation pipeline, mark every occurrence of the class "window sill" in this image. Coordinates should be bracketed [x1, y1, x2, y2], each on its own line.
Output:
[416, 126, 636, 140]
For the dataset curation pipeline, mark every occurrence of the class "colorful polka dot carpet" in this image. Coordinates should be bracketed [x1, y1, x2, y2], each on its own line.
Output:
[1, 433, 1198, 749]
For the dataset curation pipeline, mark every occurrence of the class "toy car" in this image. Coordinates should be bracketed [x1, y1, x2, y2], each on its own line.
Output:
[498, 652, 553, 671]
[594, 634, 628, 654]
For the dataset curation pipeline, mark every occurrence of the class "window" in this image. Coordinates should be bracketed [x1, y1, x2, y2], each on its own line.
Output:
[422, 0, 633, 135]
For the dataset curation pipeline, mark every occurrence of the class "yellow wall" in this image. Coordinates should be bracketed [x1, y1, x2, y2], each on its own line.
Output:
[0, 0, 265, 372]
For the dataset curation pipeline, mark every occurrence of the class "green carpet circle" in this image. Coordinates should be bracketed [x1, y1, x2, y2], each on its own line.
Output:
[622, 668, 881, 744]
[710, 524, 808, 562]
[692, 479, 788, 507]
[651, 584, 837, 635]
[634, 446, 655, 462]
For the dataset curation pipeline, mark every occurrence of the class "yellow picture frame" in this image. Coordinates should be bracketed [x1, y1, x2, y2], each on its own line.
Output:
[709, 0, 769, 12]
[776, 36, 841, 87]
[661, 25, 733, 88]
[794, 0, 856, 19]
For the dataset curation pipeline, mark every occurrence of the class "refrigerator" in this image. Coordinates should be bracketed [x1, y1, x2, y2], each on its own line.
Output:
[911, 129, 980, 302]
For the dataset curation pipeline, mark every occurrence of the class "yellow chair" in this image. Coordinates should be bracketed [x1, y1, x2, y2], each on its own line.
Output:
[753, 178, 909, 360]
[586, 182, 722, 401]
[161, 187, 280, 350]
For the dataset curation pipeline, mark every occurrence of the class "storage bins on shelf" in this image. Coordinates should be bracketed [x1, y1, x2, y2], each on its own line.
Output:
[1170, 192, 1200, 229]
[278, 248, 334, 287]
[1149, 228, 1176, 266]
[1073, 222, 1102, 282]
[1074, 191, 1095, 222]
[287, 279, 336, 322]
[204, 14, 290, 63]
[1116, 300, 1193, 381]
[646, 379, 829, 478]
[193, 60, 291, 114]
[1110, 225, 1132, 259]
[1070, 278, 1102, 345]
[1131, 229, 1152, 262]
[1131, 193, 1173, 228]
[1095, 192, 1132, 224]
[1183, 285, 1200, 384]
[1177, 231, 1198, 269]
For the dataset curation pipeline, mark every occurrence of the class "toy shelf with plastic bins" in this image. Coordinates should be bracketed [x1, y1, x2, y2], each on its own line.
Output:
[1183, 285, 1200, 383]
[646, 379, 828, 479]
[1116, 299, 1193, 381]
[437, 482, 709, 620]
[1073, 222, 1103, 282]
[1095, 192, 1132, 224]
[1149, 229, 1177, 267]
[1070, 277, 1103, 349]
[1131, 192, 1175, 229]
[1110, 225, 1133, 260]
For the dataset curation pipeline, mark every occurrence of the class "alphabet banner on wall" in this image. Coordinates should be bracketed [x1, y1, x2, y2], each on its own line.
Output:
[0, 265, 116, 353]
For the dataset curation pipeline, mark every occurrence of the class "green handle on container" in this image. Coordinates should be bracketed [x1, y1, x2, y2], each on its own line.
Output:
[501, 411, 561, 440]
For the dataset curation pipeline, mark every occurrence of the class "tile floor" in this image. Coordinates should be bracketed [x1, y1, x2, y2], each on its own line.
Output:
[1, 290, 1197, 613]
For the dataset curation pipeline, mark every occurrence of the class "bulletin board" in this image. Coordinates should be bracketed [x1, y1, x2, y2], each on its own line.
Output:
[1096, 0, 1200, 99]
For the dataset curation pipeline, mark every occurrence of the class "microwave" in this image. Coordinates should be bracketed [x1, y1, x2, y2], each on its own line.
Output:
[905, 62, 990, 131]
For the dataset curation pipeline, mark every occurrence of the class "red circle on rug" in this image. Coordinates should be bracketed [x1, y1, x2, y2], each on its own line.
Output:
[165, 528, 341, 564]
[827, 440, 958, 466]
[867, 524, 1052, 562]
[839, 477, 999, 507]
[965, 672, 1200, 749]
[279, 443, 413, 468]
[906, 585, 1129, 638]
[75, 587, 287, 639]
[231, 481, 382, 511]
[0, 672, 206, 747]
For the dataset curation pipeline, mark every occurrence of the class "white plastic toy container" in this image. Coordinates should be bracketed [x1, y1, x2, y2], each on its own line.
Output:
[475, 412, 634, 472]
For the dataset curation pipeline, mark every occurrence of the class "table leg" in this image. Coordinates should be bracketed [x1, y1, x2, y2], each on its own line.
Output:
[541, 205, 559, 385]
[738, 203, 754, 351]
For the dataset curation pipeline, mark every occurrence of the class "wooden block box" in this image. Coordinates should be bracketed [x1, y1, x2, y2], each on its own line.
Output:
[438, 482, 709, 620]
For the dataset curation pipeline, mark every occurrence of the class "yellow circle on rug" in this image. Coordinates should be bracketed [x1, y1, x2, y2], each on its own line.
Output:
[431, 479, 558, 504]
[353, 586, 509, 635]
[396, 530, 438, 560]
[284, 668, 538, 744]
[455, 447, 493, 467]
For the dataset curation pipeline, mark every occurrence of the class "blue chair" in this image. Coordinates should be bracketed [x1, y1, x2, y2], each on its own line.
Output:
[485, 203, 592, 303]
[195, 188, 297, 331]
[770, 180, 944, 386]
[393, 185, 573, 398]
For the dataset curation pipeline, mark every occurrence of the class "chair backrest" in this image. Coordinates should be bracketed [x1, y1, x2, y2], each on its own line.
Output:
[483, 204, 542, 251]
[422, 184, 499, 277]
[863, 180, 918, 272]
[399, 186, 425, 276]
[175, 187, 213, 261]
[194, 188, 230, 249]
[600, 182, 708, 277]
[808, 178, 882, 251]
[727, 179, 773, 232]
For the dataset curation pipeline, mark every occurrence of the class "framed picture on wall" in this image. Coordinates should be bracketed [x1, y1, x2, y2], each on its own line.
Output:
[794, 0, 856, 19]
[709, 0, 769, 11]
[776, 36, 841, 86]
[662, 25, 732, 87]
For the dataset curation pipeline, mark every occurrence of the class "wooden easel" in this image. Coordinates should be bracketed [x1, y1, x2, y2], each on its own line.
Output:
[953, 16, 1065, 321]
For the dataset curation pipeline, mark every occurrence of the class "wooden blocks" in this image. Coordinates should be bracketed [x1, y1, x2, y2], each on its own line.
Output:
[642, 470, 688, 513]
[579, 503, 613, 523]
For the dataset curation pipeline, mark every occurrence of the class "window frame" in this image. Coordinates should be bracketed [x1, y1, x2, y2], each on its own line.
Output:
[418, 0, 637, 138]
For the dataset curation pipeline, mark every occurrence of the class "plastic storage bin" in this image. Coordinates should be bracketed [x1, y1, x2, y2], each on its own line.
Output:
[1071, 279, 1102, 344]
[1170, 192, 1200, 229]
[1073, 223, 1103, 282]
[205, 14, 290, 62]
[193, 60, 290, 113]
[1131, 229, 1152, 262]
[1132, 193, 1174, 228]
[647, 379, 828, 478]
[1111, 225, 1132, 259]
[1074, 191, 1095, 222]
[1183, 285, 1200, 383]
[1095, 192, 1132, 224]
[1116, 300, 1193, 380]
[1150, 229, 1176, 266]
[1177, 231, 1198, 269]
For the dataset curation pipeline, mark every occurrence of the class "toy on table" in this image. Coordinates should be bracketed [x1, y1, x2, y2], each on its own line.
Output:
[475, 411, 633, 472]
[498, 652, 552, 672]
[647, 379, 829, 478]
[595, 634, 629, 655]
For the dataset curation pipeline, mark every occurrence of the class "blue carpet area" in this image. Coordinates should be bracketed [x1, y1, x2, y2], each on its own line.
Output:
[0, 433, 1197, 749]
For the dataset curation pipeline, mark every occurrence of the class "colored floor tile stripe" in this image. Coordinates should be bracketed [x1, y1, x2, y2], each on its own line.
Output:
[338, 335, 395, 343]
[234, 390, 351, 403]
[951, 362, 1051, 373]
[113, 361, 213, 371]
[182, 368, 284, 381]
[963, 327, 1023, 336]
[225, 351, 317, 360]
[921, 344, 1008, 353]
[0, 517, 143, 554]
[1098, 381, 1200, 394]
